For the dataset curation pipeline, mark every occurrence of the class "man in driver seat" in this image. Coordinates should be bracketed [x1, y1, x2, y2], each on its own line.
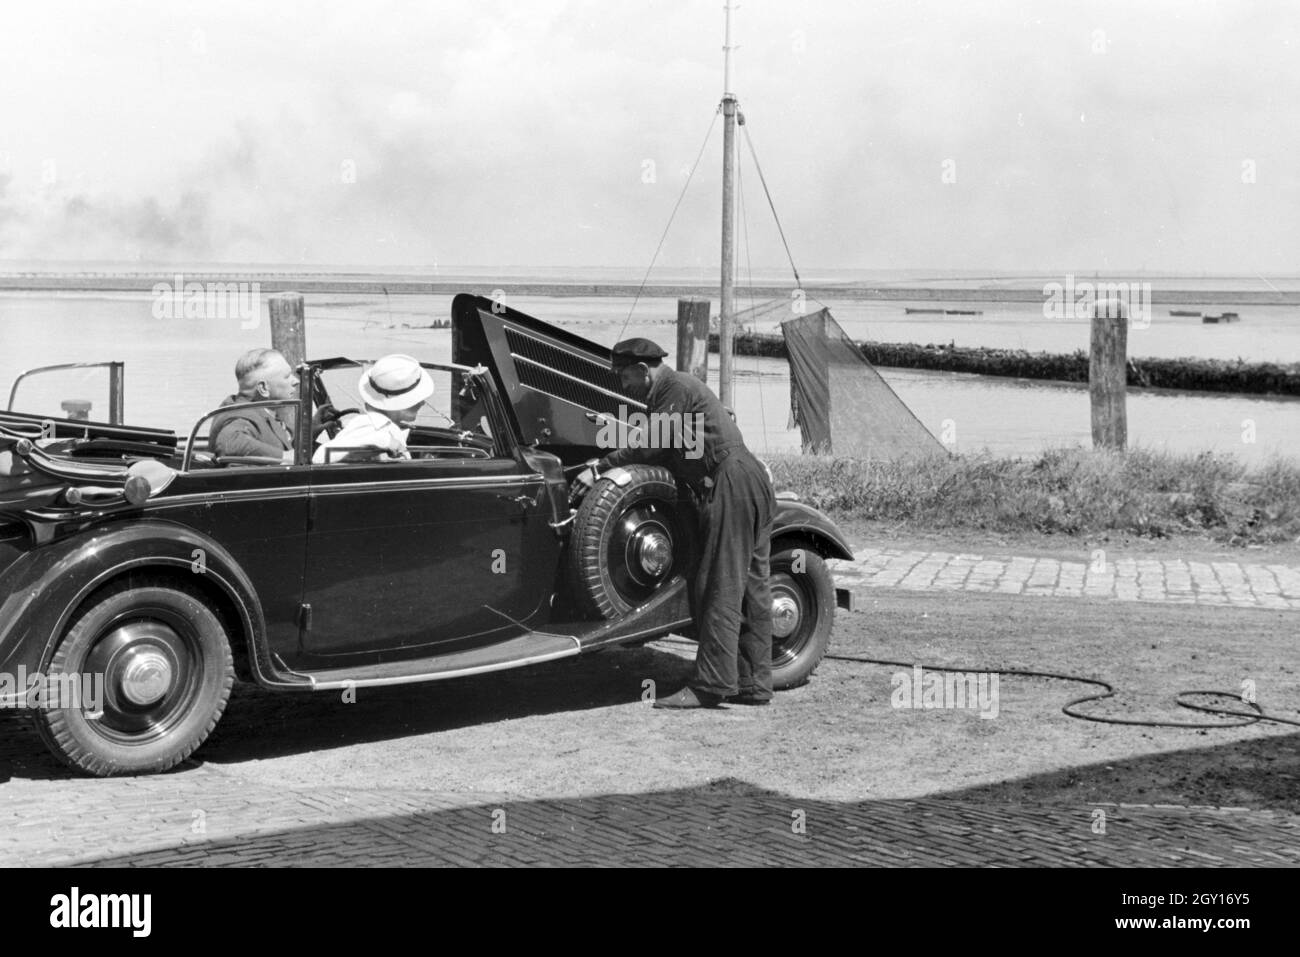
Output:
[313, 354, 434, 463]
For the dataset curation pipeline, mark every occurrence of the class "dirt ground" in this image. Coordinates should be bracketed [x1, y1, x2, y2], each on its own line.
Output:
[127, 583, 1296, 817]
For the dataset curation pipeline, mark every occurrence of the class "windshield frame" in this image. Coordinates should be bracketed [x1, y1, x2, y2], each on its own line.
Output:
[6, 362, 125, 425]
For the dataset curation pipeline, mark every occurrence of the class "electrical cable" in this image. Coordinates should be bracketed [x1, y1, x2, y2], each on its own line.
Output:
[649, 634, 1292, 728]
[823, 652, 1300, 729]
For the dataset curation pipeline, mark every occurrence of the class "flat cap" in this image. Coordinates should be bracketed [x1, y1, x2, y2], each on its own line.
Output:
[610, 337, 669, 368]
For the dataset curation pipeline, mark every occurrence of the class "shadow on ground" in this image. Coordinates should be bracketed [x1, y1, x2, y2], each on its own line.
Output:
[0, 642, 697, 782]
[71, 738, 1300, 867]
[4, 587, 1298, 827]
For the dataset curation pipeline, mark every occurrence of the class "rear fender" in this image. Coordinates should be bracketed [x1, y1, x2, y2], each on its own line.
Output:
[0, 520, 271, 698]
[771, 500, 854, 561]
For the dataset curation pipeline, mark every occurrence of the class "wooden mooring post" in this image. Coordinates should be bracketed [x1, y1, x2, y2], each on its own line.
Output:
[1090, 298, 1128, 450]
[269, 292, 307, 370]
[676, 298, 711, 384]
[269, 292, 306, 435]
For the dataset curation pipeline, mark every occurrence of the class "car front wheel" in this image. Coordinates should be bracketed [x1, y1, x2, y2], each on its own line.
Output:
[769, 543, 835, 690]
[34, 578, 234, 777]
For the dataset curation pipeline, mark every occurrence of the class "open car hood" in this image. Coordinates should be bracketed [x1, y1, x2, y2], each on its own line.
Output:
[451, 293, 647, 467]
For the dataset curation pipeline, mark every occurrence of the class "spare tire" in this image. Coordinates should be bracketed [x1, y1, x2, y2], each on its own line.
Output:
[567, 465, 697, 619]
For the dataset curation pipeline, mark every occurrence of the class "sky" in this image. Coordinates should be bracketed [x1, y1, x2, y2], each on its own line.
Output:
[0, 0, 1296, 274]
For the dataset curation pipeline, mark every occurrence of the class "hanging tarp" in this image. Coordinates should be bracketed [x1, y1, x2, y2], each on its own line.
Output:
[782, 308, 833, 450]
[780, 308, 946, 459]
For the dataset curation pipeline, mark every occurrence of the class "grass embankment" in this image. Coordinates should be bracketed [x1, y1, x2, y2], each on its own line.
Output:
[716, 333, 1300, 397]
[768, 447, 1300, 545]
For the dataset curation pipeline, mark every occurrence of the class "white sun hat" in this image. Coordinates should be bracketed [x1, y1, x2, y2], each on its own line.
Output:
[358, 354, 435, 411]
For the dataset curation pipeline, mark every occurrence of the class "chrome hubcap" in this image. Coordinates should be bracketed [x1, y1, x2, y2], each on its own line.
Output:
[85, 619, 190, 729]
[771, 591, 801, 639]
[620, 511, 675, 589]
[76, 612, 207, 745]
[635, 531, 673, 577]
[119, 645, 174, 706]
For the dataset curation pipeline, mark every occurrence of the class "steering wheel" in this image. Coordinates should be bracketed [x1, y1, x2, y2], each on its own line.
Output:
[325, 407, 361, 439]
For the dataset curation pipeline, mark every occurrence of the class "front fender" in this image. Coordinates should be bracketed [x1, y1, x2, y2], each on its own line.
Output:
[772, 499, 854, 561]
[0, 519, 269, 700]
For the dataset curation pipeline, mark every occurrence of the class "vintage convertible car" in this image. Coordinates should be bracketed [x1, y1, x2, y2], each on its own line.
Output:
[0, 294, 853, 776]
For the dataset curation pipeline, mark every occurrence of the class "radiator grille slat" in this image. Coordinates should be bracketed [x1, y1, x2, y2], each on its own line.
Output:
[505, 325, 634, 415]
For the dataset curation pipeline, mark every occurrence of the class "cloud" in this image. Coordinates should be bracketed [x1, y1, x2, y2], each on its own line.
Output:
[0, 0, 1296, 272]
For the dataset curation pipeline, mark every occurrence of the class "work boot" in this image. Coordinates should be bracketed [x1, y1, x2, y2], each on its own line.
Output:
[653, 686, 723, 709]
[728, 691, 772, 706]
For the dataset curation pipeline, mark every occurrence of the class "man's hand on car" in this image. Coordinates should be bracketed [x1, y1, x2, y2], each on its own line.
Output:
[570, 458, 603, 495]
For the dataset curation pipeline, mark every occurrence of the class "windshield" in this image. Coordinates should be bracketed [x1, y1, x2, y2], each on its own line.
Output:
[6, 362, 124, 425]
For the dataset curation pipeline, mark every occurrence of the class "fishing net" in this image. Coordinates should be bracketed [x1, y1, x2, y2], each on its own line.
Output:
[780, 307, 945, 459]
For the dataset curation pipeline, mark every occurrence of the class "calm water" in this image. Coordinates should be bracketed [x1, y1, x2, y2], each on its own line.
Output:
[1, 290, 1296, 463]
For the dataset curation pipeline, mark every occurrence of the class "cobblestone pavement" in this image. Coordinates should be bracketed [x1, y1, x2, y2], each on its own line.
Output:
[1, 768, 1297, 867]
[3, 539, 1297, 867]
[832, 545, 1300, 610]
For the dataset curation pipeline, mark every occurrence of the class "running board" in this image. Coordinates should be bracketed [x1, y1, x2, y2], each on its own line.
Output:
[300, 632, 582, 690]
[574, 576, 693, 651]
[268, 578, 693, 691]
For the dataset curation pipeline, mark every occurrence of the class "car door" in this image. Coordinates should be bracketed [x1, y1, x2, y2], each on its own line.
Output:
[160, 463, 312, 662]
[300, 454, 557, 659]
[147, 398, 313, 670]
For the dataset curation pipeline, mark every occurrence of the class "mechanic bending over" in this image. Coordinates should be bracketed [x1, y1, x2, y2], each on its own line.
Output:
[313, 353, 434, 464]
[576, 338, 779, 710]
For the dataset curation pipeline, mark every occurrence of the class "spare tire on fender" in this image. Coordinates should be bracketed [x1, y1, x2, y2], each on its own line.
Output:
[566, 464, 697, 620]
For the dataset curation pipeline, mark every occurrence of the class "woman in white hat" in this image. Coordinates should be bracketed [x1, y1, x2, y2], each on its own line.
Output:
[313, 354, 435, 464]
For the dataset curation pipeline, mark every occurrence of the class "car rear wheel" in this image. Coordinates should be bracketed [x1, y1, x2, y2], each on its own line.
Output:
[34, 579, 234, 777]
[769, 543, 835, 690]
[567, 465, 696, 619]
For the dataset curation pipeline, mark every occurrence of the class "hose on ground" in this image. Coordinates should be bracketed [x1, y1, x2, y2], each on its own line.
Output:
[824, 653, 1300, 729]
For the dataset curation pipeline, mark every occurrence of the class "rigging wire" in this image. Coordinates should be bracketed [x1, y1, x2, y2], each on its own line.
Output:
[741, 123, 802, 291]
[735, 142, 770, 454]
[617, 107, 721, 345]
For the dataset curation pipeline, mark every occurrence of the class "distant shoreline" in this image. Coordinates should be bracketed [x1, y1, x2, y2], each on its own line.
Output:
[0, 273, 1297, 306]
[720, 332, 1300, 397]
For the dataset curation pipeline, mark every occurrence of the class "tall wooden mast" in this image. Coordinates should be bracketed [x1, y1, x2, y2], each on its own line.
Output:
[718, 0, 737, 406]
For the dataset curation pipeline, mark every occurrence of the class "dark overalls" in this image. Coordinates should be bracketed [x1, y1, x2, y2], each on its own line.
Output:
[601, 367, 777, 699]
